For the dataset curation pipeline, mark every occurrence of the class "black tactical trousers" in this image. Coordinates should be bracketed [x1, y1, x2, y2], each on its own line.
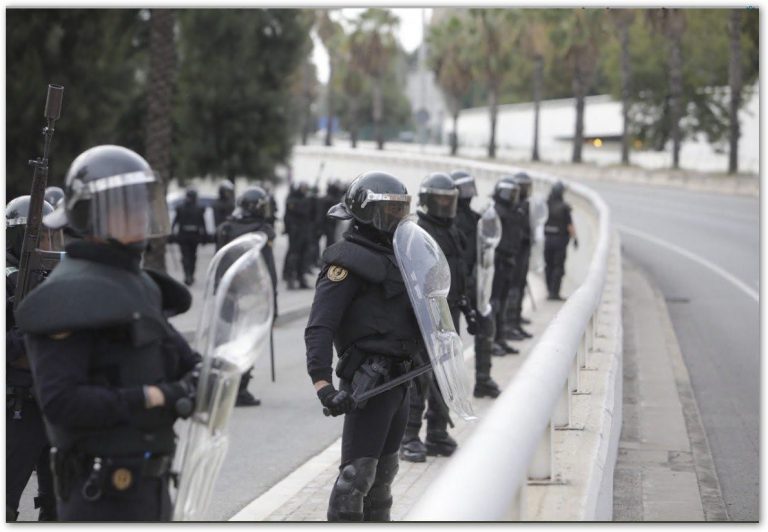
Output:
[341, 384, 410, 466]
[57, 472, 171, 521]
[6, 395, 56, 521]
[491, 256, 516, 342]
[405, 308, 460, 435]
[544, 236, 569, 297]
[283, 230, 309, 281]
[506, 245, 531, 329]
[178, 240, 199, 279]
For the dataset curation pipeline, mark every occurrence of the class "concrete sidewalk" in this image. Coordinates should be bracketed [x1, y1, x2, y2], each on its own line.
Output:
[231, 272, 568, 521]
[613, 259, 728, 521]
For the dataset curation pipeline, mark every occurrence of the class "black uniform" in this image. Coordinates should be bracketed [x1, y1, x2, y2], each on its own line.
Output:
[454, 200, 498, 394]
[491, 201, 523, 347]
[15, 241, 201, 521]
[6, 252, 57, 521]
[544, 196, 573, 299]
[216, 217, 278, 404]
[305, 224, 422, 521]
[505, 200, 532, 335]
[172, 201, 208, 284]
[212, 196, 235, 228]
[283, 187, 313, 288]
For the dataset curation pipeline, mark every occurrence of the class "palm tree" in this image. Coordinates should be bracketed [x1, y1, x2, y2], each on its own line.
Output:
[519, 10, 554, 162]
[428, 15, 473, 156]
[339, 39, 366, 148]
[728, 9, 743, 174]
[316, 10, 344, 147]
[559, 8, 606, 164]
[144, 9, 175, 272]
[349, 8, 400, 150]
[610, 9, 635, 165]
[648, 8, 686, 169]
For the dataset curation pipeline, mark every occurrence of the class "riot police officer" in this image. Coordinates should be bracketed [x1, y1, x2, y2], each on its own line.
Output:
[171, 188, 208, 286]
[15, 145, 201, 521]
[321, 179, 345, 251]
[216, 186, 279, 407]
[544, 181, 577, 300]
[212, 180, 235, 228]
[6, 197, 62, 521]
[283, 182, 313, 289]
[400, 173, 474, 463]
[504, 172, 534, 340]
[451, 170, 502, 399]
[304, 171, 419, 522]
[490, 179, 523, 355]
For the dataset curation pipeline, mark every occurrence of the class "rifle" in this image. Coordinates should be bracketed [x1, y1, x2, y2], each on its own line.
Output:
[14, 84, 64, 309]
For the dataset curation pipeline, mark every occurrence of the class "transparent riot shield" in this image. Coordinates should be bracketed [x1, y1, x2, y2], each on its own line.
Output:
[172, 232, 274, 521]
[528, 195, 549, 274]
[476, 203, 502, 317]
[393, 218, 476, 421]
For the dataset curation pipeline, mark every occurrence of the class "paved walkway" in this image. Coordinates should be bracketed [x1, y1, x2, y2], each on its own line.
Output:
[613, 259, 728, 521]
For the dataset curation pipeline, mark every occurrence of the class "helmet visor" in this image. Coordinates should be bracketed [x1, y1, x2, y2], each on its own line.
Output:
[371, 199, 411, 233]
[453, 176, 477, 199]
[495, 182, 520, 204]
[81, 171, 171, 242]
[421, 187, 458, 219]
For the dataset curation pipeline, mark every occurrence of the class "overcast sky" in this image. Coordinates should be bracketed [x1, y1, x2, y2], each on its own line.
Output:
[311, 8, 433, 84]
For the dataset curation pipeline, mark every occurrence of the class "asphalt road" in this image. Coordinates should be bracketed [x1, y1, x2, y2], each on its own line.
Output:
[584, 180, 759, 522]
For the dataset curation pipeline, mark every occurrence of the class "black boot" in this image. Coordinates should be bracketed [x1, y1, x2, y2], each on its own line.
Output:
[506, 328, 526, 341]
[474, 375, 501, 398]
[286, 277, 297, 290]
[520, 316, 531, 325]
[363, 453, 398, 522]
[298, 275, 311, 289]
[399, 428, 427, 463]
[494, 341, 519, 355]
[327, 458, 378, 522]
[425, 414, 457, 457]
[513, 326, 532, 339]
[236, 391, 261, 406]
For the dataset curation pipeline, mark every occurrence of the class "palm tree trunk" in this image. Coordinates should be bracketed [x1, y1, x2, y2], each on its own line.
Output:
[488, 85, 498, 159]
[532, 56, 543, 162]
[728, 9, 742, 175]
[619, 20, 631, 165]
[301, 61, 312, 146]
[349, 97, 359, 148]
[451, 110, 459, 156]
[144, 9, 175, 272]
[572, 67, 585, 163]
[325, 60, 335, 147]
[668, 32, 683, 169]
[373, 79, 384, 150]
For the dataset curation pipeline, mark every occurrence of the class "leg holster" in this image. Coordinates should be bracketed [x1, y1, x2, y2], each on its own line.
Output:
[363, 453, 399, 522]
[327, 457, 378, 522]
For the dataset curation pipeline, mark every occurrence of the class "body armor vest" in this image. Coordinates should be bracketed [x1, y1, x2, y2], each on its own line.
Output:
[16, 256, 177, 456]
[454, 204, 480, 275]
[495, 203, 523, 258]
[545, 201, 571, 237]
[416, 212, 467, 306]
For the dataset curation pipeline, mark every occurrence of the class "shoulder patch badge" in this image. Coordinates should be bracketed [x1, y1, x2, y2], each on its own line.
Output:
[327, 265, 348, 282]
[112, 468, 133, 491]
[49, 331, 72, 340]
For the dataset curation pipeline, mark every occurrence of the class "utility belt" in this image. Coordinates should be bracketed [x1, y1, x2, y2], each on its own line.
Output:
[6, 385, 35, 420]
[180, 225, 201, 233]
[544, 225, 564, 235]
[49, 447, 172, 502]
[336, 345, 413, 409]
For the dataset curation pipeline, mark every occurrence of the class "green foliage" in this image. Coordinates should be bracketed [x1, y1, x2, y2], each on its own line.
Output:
[6, 9, 147, 198]
[174, 9, 311, 181]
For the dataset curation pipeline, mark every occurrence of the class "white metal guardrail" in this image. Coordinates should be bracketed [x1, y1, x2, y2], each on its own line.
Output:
[294, 145, 615, 520]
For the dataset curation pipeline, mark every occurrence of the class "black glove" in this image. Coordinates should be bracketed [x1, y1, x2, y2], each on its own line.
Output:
[573, 237, 579, 249]
[317, 384, 354, 417]
[464, 307, 479, 335]
[158, 367, 199, 419]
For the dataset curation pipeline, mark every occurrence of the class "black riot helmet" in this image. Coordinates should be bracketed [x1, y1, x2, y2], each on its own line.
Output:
[327, 171, 411, 234]
[6, 196, 63, 258]
[218, 180, 234, 199]
[513, 172, 533, 201]
[450, 170, 477, 199]
[418, 172, 458, 219]
[43, 145, 171, 244]
[185, 188, 198, 204]
[235, 186, 272, 220]
[44, 186, 65, 208]
[493, 178, 521, 205]
[550, 181, 565, 201]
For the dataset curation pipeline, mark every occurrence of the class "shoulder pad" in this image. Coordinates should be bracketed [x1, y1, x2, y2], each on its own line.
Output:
[15, 257, 163, 335]
[144, 268, 192, 317]
[321, 239, 387, 283]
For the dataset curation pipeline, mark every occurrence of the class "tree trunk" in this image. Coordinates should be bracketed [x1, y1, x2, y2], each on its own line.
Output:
[451, 110, 459, 156]
[301, 61, 312, 146]
[349, 97, 359, 149]
[728, 9, 742, 175]
[325, 60, 335, 147]
[572, 67, 585, 163]
[373, 79, 384, 150]
[619, 20, 631, 165]
[144, 9, 175, 272]
[488, 86, 498, 159]
[668, 31, 683, 169]
[532, 56, 543, 162]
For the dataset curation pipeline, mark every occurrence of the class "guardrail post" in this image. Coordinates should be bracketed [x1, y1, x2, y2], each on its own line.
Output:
[553, 378, 571, 428]
[505, 480, 527, 520]
[528, 420, 553, 481]
[570, 354, 580, 393]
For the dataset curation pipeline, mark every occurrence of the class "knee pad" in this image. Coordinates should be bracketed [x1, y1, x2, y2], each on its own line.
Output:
[364, 453, 399, 522]
[327, 457, 378, 522]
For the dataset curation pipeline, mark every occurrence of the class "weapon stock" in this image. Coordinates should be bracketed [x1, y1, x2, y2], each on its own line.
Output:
[14, 84, 64, 308]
